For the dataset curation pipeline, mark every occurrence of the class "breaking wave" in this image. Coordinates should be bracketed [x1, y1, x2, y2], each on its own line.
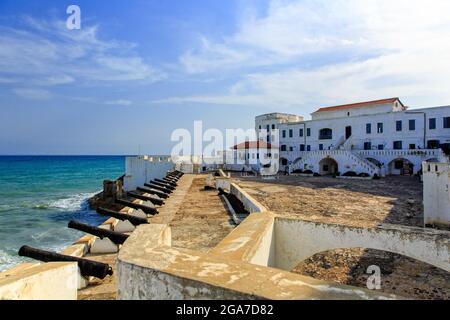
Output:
[0, 249, 21, 272]
[47, 191, 99, 211]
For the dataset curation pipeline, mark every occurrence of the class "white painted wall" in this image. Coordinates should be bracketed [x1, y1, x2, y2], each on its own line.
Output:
[124, 156, 175, 191]
[274, 218, 450, 272]
[0, 262, 78, 300]
[422, 162, 450, 228]
[230, 183, 267, 213]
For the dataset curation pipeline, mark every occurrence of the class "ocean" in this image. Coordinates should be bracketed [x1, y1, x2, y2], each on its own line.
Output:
[0, 156, 125, 271]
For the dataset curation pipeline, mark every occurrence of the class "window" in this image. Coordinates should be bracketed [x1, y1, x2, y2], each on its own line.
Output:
[409, 119, 415, 131]
[300, 144, 305, 151]
[282, 130, 286, 138]
[259, 125, 261, 130]
[393, 141, 402, 150]
[319, 144, 323, 150]
[306, 128, 311, 137]
[299, 128, 304, 137]
[444, 117, 450, 128]
[378, 144, 384, 150]
[366, 123, 371, 134]
[429, 118, 436, 130]
[427, 140, 440, 149]
[319, 128, 333, 140]
[280, 145, 287, 151]
[266, 125, 270, 132]
[289, 129, 293, 138]
[289, 146, 294, 151]
[323, 165, 329, 172]
[266, 135, 270, 143]
[409, 144, 416, 150]
[364, 142, 371, 150]
[377, 123, 383, 133]
[396, 120, 402, 132]
[306, 145, 311, 151]
[272, 124, 275, 130]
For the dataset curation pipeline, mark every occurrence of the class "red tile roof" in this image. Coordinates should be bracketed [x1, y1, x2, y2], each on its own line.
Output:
[314, 98, 402, 113]
[232, 141, 274, 149]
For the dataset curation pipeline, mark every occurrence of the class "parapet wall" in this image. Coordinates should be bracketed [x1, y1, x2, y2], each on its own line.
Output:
[422, 162, 450, 229]
[124, 156, 175, 191]
[0, 262, 78, 300]
[229, 183, 267, 213]
[117, 222, 398, 300]
[275, 217, 450, 272]
[117, 207, 449, 299]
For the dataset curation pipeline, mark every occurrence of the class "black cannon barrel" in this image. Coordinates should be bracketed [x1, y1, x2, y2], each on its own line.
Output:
[151, 180, 175, 191]
[96, 207, 149, 226]
[144, 183, 172, 194]
[18, 245, 113, 279]
[155, 178, 177, 187]
[136, 186, 168, 199]
[68, 220, 129, 245]
[115, 198, 158, 215]
[127, 191, 164, 206]
[152, 179, 176, 188]
[166, 173, 180, 179]
[163, 176, 178, 183]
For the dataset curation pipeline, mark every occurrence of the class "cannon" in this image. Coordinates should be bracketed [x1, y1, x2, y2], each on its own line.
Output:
[96, 207, 149, 226]
[136, 186, 168, 199]
[150, 180, 175, 191]
[68, 220, 129, 245]
[163, 176, 178, 183]
[144, 183, 172, 194]
[127, 191, 164, 206]
[18, 245, 113, 279]
[155, 178, 177, 187]
[115, 198, 158, 215]
[166, 173, 180, 179]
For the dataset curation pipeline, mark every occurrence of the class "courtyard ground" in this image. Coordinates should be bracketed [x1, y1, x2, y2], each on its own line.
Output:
[233, 174, 423, 228]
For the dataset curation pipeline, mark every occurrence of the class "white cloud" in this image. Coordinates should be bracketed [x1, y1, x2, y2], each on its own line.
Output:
[171, 0, 450, 110]
[0, 16, 164, 88]
[105, 99, 132, 106]
[13, 88, 51, 100]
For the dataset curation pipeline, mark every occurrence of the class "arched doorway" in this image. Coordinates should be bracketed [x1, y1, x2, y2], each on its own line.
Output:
[319, 157, 338, 175]
[388, 158, 414, 175]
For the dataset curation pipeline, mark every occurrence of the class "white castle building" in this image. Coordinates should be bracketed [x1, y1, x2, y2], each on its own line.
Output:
[256, 98, 450, 177]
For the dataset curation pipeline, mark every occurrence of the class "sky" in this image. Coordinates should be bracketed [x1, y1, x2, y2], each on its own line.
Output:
[1, 0, 450, 155]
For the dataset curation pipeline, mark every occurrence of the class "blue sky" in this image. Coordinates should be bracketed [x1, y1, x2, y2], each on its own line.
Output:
[1, 0, 450, 154]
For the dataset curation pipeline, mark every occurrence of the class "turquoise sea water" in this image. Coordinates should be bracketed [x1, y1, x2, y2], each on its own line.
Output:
[0, 156, 125, 271]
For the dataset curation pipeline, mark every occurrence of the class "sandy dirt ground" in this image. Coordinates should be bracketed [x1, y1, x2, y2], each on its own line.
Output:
[234, 174, 449, 300]
[293, 248, 450, 300]
[169, 175, 236, 252]
[234, 174, 424, 228]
